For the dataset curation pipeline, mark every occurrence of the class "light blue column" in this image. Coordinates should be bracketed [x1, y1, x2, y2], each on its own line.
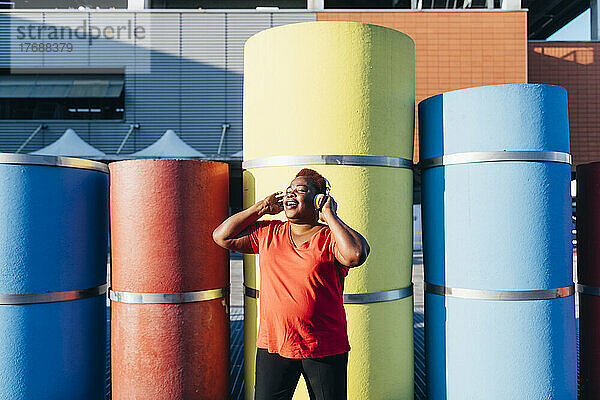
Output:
[419, 84, 577, 399]
[0, 155, 108, 399]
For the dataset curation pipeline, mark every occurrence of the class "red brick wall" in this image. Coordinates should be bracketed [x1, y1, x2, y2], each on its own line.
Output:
[529, 42, 600, 169]
[318, 11, 528, 162]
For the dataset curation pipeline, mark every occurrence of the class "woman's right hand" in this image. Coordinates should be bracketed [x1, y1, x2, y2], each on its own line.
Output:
[260, 191, 284, 215]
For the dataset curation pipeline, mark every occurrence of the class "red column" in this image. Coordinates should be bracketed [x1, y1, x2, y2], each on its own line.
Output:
[110, 159, 229, 400]
[577, 161, 600, 399]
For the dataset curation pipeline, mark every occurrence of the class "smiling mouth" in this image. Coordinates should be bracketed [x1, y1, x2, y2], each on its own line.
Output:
[285, 200, 298, 209]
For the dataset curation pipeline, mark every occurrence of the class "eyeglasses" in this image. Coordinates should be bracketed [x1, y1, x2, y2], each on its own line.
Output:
[285, 185, 309, 195]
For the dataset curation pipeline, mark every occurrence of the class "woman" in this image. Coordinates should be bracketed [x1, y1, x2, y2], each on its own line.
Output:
[213, 168, 370, 400]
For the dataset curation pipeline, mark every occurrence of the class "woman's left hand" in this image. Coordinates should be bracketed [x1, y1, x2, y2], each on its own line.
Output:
[319, 195, 370, 267]
[320, 195, 337, 220]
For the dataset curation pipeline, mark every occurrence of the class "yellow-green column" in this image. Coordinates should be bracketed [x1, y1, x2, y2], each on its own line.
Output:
[242, 21, 415, 399]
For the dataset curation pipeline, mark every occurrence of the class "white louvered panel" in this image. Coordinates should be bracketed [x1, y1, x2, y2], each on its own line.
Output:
[88, 12, 150, 73]
[0, 13, 12, 68]
[180, 12, 226, 155]
[220, 11, 316, 157]
[0, 10, 317, 157]
[131, 12, 180, 151]
[224, 12, 271, 158]
[0, 122, 92, 153]
[126, 12, 153, 75]
[86, 121, 132, 154]
[40, 12, 95, 69]
[0, 122, 52, 153]
[8, 12, 44, 69]
[123, 72, 136, 121]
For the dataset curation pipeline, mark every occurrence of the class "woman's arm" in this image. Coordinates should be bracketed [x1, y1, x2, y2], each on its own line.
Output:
[212, 192, 284, 253]
[321, 196, 370, 267]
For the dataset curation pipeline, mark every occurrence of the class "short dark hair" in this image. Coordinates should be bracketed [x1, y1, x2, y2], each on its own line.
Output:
[295, 168, 327, 194]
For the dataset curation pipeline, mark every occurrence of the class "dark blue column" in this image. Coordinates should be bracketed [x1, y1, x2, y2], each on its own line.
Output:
[0, 155, 108, 399]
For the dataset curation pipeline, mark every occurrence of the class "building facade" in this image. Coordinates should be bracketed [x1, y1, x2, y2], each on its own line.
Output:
[0, 10, 315, 156]
[0, 8, 527, 161]
[529, 41, 600, 168]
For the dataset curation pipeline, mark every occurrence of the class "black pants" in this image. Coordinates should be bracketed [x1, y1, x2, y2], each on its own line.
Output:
[254, 348, 348, 400]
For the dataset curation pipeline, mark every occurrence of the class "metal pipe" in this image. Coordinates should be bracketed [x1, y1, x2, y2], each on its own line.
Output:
[592, 0, 600, 40]
[116, 124, 140, 155]
[217, 123, 229, 155]
[16, 124, 47, 154]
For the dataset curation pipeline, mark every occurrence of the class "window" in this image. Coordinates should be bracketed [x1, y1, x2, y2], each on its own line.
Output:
[0, 73, 125, 120]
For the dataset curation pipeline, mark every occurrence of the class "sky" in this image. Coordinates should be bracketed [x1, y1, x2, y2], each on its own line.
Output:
[547, 8, 591, 40]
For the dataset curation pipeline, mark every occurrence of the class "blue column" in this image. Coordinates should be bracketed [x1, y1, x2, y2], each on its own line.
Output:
[419, 84, 576, 399]
[0, 155, 108, 399]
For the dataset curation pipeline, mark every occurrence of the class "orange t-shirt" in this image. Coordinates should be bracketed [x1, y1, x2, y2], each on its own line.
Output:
[248, 220, 351, 359]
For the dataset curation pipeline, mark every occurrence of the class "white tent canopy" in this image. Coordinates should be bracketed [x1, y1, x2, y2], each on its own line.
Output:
[131, 129, 205, 158]
[30, 128, 105, 157]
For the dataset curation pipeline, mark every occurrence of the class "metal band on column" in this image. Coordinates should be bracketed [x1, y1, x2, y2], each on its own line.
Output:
[0, 283, 108, 305]
[243, 284, 413, 304]
[0, 153, 109, 173]
[425, 282, 574, 301]
[576, 283, 600, 296]
[344, 284, 413, 304]
[244, 285, 259, 299]
[242, 154, 413, 170]
[420, 151, 572, 170]
[109, 286, 229, 304]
